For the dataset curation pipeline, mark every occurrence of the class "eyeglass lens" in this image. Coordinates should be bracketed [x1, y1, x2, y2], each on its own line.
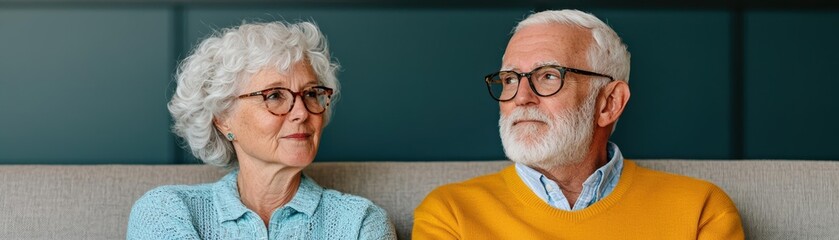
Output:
[487, 66, 565, 101]
[263, 88, 330, 114]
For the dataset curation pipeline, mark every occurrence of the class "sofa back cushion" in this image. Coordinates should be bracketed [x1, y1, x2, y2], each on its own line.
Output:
[0, 160, 837, 239]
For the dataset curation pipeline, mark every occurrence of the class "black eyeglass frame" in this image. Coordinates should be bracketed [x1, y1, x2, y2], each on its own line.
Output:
[484, 65, 614, 102]
[237, 86, 334, 115]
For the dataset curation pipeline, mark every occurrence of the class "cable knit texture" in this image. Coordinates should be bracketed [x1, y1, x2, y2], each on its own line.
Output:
[127, 170, 396, 240]
[413, 160, 745, 240]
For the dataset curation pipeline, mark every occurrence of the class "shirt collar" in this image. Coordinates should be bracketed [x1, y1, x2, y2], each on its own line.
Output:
[213, 169, 323, 223]
[515, 142, 625, 205]
[282, 174, 323, 217]
[589, 142, 624, 200]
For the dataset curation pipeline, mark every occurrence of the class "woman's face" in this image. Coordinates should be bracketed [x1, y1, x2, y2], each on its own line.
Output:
[220, 61, 324, 168]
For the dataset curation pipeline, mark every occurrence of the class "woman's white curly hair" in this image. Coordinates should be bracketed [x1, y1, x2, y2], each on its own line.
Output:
[168, 21, 340, 167]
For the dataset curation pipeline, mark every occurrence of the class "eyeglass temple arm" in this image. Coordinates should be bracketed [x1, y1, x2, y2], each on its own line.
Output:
[238, 91, 265, 99]
[565, 68, 614, 81]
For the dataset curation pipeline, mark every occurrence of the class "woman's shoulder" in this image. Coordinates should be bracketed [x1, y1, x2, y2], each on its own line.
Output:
[127, 183, 217, 239]
[299, 175, 382, 212]
[136, 183, 215, 205]
[319, 188, 378, 208]
[130, 183, 216, 219]
[316, 188, 390, 220]
[316, 188, 395, 238]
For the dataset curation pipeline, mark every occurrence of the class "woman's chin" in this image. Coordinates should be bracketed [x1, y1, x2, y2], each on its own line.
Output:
[275, 151, 317, 167]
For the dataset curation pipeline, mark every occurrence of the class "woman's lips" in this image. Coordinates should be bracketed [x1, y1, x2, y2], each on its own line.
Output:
[282, 133, 312, 140]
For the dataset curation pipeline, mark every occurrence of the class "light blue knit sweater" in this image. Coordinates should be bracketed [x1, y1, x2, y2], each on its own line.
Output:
[127, 170, 396, 239]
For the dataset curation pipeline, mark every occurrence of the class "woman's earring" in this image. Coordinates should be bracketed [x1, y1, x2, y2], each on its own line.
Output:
[226, 133, 235, 141]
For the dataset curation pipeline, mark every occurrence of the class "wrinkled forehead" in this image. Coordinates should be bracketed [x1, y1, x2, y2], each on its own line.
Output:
[501, 60, 560, 72]
[241, 61, 318, 90]
[501, 23, 593, 72]
[501, 60, 563, 71]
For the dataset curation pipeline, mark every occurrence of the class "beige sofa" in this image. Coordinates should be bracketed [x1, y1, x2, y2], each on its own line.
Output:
[1, 160, 837, 239]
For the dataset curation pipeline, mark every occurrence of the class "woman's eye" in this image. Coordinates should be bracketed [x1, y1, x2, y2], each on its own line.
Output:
[266, 92, 283, 100]
[304, 90, 323, 98]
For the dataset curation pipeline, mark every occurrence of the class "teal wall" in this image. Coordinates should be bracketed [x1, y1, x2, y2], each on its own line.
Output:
[0, 8, 175, 164]
[0, 5, 837, 164]
[595, 10, 734, 159]
[744, 11, 839, 159]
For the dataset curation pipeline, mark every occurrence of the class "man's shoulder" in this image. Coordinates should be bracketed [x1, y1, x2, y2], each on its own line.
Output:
[629, 161, 731, 201]
[421, 165, 512, 204]
[634, 163, 719, 188]
[625, 161, 742, 234]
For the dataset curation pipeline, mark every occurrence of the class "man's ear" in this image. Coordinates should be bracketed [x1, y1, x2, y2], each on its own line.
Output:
[596, 80, 630, 128]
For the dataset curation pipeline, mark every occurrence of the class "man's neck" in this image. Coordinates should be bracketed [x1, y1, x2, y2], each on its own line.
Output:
[535, 142, 609, 207]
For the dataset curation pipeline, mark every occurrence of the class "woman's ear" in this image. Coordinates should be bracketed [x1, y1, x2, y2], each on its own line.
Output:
[596, 80, 631, 128]
[213, 116, 231, 134]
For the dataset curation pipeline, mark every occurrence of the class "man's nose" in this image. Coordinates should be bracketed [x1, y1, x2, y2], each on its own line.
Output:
[513, 77, 539, 106]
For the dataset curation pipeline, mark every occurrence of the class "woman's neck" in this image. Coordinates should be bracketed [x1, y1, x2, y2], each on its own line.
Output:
[236, 159, 303, 226]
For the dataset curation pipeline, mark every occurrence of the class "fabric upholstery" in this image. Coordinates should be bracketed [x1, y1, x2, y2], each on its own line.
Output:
[0, 160, 836, 239]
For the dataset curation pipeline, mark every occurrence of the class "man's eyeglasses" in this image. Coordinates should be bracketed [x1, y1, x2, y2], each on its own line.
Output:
[484, 65, 613, 102]
[238, 86, 333, 115]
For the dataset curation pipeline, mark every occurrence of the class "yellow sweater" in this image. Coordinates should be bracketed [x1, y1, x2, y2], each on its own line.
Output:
[413, 160, 744, 240]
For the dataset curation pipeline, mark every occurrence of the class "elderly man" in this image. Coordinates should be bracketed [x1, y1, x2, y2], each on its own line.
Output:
[413, 9, 744, 239]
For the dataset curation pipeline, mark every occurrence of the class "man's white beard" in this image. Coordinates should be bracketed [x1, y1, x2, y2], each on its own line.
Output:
[499, 95, 597, 170]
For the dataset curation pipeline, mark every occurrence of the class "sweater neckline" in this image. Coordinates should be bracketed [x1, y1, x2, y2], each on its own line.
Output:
[502, 159, 637, 222]
[212, 170, 324, 223]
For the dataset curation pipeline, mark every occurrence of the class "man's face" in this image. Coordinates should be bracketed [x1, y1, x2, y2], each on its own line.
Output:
[499, 23, 598, 169]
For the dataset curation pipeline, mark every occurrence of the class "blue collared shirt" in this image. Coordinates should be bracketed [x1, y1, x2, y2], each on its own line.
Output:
[128, 170, 396, 240]
[515, 142, 624, 211]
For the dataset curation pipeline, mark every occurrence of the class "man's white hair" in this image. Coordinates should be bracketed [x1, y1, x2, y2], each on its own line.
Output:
[516, 9, 631, 83]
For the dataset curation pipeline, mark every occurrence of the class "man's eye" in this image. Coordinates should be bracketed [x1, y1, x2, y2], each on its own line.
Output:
[503, 76, 519, 85]
[543, 73, 560, 81]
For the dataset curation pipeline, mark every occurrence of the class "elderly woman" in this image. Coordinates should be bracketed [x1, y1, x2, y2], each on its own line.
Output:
[127, 21, 396, 239]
